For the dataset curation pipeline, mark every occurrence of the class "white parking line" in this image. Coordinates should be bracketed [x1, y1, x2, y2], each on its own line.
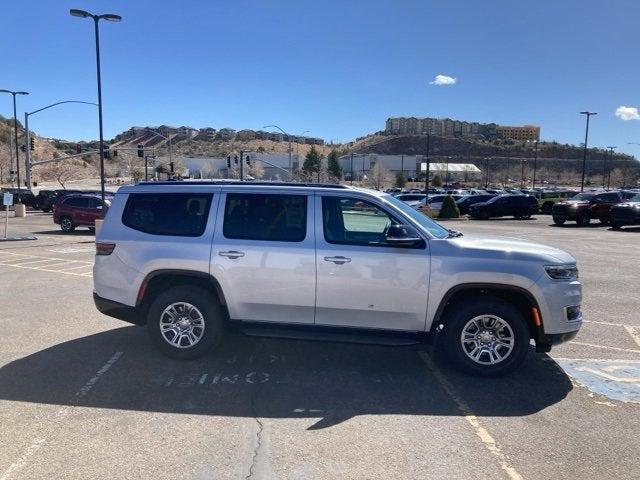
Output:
[571, 341, 640, 355]
[419, 353, 523, 480]
[624, 326, 640, 348]
[0, 352, 123, 480]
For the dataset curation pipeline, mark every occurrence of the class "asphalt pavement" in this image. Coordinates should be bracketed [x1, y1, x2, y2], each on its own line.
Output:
[0, 210, 638, 479]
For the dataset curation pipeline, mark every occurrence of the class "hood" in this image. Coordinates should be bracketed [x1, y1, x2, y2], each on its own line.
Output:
[558, 199, 589, 205]
[613, 201, 640, 208]
[448, 234, 576, 264]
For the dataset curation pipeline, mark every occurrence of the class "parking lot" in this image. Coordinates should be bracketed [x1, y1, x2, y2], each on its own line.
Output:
[1, 212, 639, 479]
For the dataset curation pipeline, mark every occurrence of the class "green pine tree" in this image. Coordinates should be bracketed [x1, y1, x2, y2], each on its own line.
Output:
[394, 172, 406, 188]
[327, 149, 342, 180]
[303, 145, 321, 176]
[438, 195, 460, 219]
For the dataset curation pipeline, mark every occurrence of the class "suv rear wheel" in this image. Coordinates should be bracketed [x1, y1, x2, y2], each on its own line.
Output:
[60, 216, 75, 233]
[147, 285, 224, 360]
[438, 297, 530, 376]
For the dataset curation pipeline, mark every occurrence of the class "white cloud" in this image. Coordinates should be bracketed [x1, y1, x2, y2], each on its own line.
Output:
[615, 106, 640, 121]
[429, 74, 457, 86]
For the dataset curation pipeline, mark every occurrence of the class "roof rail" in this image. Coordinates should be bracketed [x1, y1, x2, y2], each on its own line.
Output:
[136, 180, 349, 189]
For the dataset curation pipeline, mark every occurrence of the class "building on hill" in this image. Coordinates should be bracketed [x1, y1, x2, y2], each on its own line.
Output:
[385, 116, 535, 140]
[496, 125, 540, 142]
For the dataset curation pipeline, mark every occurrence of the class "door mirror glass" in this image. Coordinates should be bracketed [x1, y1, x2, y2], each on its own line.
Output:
[385, 224, 424, 247]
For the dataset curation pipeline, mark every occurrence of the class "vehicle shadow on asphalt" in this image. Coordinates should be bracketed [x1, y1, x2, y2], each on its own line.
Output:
[31, 229, 94, 236]
[0, 326, 572, 430]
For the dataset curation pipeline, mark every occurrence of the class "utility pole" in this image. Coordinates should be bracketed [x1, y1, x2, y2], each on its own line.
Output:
[424, 134, 431, 193]
[350, 153, 354, 185]
[401, 154, 404, 179]
[239, 150, 244, 181]
[532, 140, 538, 189]
[579, 111, 597, 192]
[521, 158, 526, 188]
[485, 157, 490, 188]
[606, 146, 616, 190]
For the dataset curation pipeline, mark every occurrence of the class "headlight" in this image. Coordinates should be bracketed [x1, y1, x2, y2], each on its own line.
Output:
[544, 264, 578, 280]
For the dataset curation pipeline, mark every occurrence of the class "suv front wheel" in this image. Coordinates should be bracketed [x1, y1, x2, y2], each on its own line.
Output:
[438, 297, 530, 376]
[147, 285, 224, 360]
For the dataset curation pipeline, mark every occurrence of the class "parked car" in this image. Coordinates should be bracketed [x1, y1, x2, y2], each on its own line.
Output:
[609, 193, 640, 230]
[456, 194, 497, 215]
[552, 191, 622, 226]
[537, 190, 578, 214]
[93, 181, 582, 376]
[53, 194, 110, 232]
[469, 195, 539, 220]
[1, 188, 37, 208]
[395, 193, 427, 203]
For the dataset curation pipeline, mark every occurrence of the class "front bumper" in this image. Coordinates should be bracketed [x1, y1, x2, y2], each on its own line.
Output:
[93, 292, 145, 325]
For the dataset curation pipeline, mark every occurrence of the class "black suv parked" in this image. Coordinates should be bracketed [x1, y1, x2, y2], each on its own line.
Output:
[456, 194, 496, 215]
[552, 192, 621, 226]
[610, 193, 640, 230]
[469, 195, 539, 220]
[0, 188, 37, 208]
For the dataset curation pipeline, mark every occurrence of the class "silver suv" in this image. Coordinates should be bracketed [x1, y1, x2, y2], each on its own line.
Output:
[93, 181, 582, 376]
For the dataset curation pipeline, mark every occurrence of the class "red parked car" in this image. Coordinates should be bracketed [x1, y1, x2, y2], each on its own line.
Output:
[53, 194, 110, 233]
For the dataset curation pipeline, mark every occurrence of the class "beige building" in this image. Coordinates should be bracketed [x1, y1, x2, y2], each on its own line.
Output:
[496, 125, 540, 142]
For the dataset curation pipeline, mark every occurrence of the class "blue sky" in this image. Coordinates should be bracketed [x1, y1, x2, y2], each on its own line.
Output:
[1, 0, 639, 157]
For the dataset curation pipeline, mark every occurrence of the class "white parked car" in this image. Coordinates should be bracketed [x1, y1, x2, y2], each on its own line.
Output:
[93, 181, 582, 376]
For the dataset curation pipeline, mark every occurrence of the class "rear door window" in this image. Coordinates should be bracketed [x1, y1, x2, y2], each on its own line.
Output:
[223, 193, 307, 242]
[122, 193, 213, 236]
[64, 197, 89, 208]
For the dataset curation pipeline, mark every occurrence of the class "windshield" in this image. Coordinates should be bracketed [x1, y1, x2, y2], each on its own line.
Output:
[630, 194, 640, 202]
[571, 193, 595, 201]
[382, 194, 449, 239]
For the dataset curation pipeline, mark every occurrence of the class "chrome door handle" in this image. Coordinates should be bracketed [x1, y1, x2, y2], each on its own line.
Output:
[324, 256, 351, 265]
[218, 250, 245, 259]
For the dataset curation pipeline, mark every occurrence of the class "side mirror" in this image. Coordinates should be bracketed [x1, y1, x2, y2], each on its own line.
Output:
[385, 224, 424, 247]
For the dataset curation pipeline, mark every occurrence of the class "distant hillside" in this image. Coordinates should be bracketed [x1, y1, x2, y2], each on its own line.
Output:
[345, 133, 640, 185]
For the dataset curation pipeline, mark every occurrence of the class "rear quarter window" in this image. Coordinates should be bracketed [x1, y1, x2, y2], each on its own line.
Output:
[122, 193, 213, 236]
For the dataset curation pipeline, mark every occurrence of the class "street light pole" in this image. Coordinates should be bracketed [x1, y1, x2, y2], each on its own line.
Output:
[23, 100, 98, 188]
[532, 140, 538, 189]
[70, 8, 121, 214]
[263, 125, 295, 176]
[424, 134, 431, 193]
[0, 90, 29, 200]
[579, 111, 597, 192]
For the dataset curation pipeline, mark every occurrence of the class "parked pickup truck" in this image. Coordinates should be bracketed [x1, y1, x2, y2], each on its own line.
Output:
[93, 181, 582, 376]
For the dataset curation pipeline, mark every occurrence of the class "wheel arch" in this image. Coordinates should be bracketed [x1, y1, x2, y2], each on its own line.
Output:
[431, 283, 543, 339]
[136, 269, 229, 323]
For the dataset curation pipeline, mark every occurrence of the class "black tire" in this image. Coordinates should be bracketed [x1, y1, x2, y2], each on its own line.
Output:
[611, 222, 622, 231]
[438, 297, 530, 377]
[42, 207, 52, 213]
[577, 212, 591, 227]
[60, 216, 75, 233]
[146, 285, 224, 360]
[541, 201, 554, 215]
[599, 217, 609, 225]
[553, 216, 565, 225]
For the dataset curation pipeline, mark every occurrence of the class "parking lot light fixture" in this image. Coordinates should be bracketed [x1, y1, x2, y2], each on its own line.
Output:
[579, 111, 597, 192]
[0, 89, 29, 203]
[70, 8, 121, 214]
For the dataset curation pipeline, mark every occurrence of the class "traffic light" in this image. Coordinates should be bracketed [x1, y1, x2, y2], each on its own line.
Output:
[103, 145, 110, 159]
[30, 137, 35, 151]
[234, 155, 238, 165]
[246, 155, 251, 166]
[76, 143, 81, 154]
[20, 145, 26, 152]
[137, 144, 144, 158]
[226, 156, 231, 168]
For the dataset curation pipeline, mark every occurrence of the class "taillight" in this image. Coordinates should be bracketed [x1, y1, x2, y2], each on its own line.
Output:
[96, 242, 116, 255]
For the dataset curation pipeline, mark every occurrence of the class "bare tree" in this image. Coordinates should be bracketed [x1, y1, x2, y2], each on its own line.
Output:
[248, 161, 265, 179]
[367, 162, 392, 190]
[41, 161, 82, 188]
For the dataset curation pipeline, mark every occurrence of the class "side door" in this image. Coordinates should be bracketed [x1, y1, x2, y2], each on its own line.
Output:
[315, 194, 430, 331]
[87, 197, 104, 224]
[71, 197, 91, 224]
[210, 190, 316, 324]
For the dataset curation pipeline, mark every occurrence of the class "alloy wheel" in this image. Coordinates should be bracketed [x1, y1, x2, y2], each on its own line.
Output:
[460, 314, 515, 365]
